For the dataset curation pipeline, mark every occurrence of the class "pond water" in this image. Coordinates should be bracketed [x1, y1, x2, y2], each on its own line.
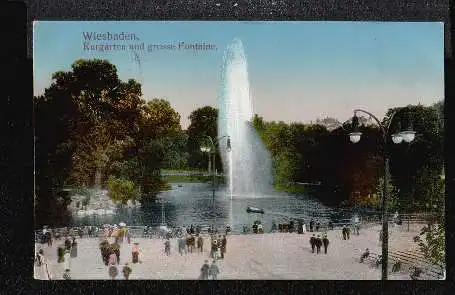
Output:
[71, 183, 376, 233]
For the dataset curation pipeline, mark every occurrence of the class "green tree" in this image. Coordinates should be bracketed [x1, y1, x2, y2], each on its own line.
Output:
[135, 98, 182, 200]
[107, 176, 137, 205]
[375, 176, 400, 212]
[387, 105, 443, 206]
[34, 58, 160, 224]
[37, 59, 145, 187]
[431, 100, 444, 131]
[139, 99, 181, 139]
[262, 121, 291, 157]
[251, 114, 267, 140]
[161, 132, 189, 169]
[186, 106, 219, 169]
[413, 223, 445, 275]
[35, 81, 78, 225]
[274, 151, 302, 187]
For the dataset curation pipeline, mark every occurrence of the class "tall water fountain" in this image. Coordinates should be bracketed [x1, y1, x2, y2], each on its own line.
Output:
[218, 39, 273, 199]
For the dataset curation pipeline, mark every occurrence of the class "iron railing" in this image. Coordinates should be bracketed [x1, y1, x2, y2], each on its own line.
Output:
[35, 212, 439, 241]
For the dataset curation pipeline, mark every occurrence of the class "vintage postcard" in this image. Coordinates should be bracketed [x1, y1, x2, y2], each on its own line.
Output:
[33, 21, 445, 280]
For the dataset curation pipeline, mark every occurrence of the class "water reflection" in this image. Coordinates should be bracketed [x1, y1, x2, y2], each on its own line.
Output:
[71, 182, 370, 233]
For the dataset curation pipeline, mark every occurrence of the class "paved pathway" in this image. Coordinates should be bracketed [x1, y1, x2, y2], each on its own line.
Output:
[34, 223, 427, 280]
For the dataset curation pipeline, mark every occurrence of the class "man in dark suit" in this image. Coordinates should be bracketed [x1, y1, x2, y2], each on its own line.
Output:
[310, 234, 316, 253]
[309, 219, 315, 232]
[322, 235, 329, 254]
[315, 235, 322, 254]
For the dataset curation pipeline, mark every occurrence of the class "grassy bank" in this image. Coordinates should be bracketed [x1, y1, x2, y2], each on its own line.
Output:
[163, 175, 225, 184]
[273, 183, 307, 193]
[161, 168, 205, 172]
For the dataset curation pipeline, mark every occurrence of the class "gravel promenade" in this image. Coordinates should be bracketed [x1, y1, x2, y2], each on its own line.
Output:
[34, 223, 427, 280]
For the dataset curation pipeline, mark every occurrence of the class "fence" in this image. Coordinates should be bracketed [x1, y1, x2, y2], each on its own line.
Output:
[35, 212, 439, 242]
[35, 224, 224, 243]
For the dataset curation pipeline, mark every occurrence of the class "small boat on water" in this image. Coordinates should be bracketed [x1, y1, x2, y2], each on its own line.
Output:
[246, 206, 265, 214]
[158, 224, 170, 232]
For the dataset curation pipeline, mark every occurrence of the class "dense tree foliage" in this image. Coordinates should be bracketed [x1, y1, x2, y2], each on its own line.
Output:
[186, 106, 220, 170]
[35, 59, 184, 225]
[35, 58, 444, 225]
[414, 223, 445, 273]
[386, 105, 444, 211]
[251, 104, 444, 208]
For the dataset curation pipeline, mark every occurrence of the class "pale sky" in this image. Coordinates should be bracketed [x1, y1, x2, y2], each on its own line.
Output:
[34, 21, 444, 129]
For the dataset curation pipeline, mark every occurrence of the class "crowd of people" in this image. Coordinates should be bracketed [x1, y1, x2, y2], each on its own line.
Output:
[309, 234, 330, 254]
[34, 217, 372, 280]
[167, 226, 228, 279]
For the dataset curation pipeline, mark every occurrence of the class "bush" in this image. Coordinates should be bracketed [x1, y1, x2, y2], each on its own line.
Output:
[414, 223, 445, 272]
[107, 176, 137, 205]
[375, 177, 400, 211]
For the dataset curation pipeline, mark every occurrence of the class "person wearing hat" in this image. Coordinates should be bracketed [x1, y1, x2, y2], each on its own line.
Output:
[132, 242, 140, 263]
[197, 235, 204, 253]
[209, 260, 220, 280]
[178, 236, 186, 255]
[108, 249, 117, 266]
[64, 237, 72, 251]
[359, 248, 370, 263]
[200, 260, 210, 280]
[309, 234, 316, 253]
[63, 249, 71, 271]
[164, 238, 171, 256]
[225, 224, 231, 236]
[43, 226, 52, 247]
[211, 238, 218, 259]
[112, 241, 120, 264]
[122, 263, 132, 280]
[108, 264, 118, 280]
[104, 226, 109, 238]
[271, 221, 277, 233]
[315, 235, 322, 254]
[35, 248, 44, 266]
[322, 235, 329, 254]
[221, 235, 227, 259]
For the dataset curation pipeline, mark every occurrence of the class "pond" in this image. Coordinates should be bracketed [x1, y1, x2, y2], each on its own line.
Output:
[71, 182, 376, 233]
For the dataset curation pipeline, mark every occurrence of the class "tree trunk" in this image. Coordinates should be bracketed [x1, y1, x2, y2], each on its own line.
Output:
[94, 169, 102, 189]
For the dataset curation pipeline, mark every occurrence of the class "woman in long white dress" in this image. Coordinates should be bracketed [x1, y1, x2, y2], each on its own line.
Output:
[63, 250, 71, 271]
[302, 223, 307, 234]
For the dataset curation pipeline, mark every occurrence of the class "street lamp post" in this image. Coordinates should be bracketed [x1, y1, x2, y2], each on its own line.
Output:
[200, 135, 231, 233]
[200, 146, 212, 175]
[348, 109, 415, 280]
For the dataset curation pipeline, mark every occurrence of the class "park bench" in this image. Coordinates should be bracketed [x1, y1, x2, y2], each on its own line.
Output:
[364, 252, 382, 268]
[388, 250, 444, 280]
[356, 248, 444, 279]
[355, 249, 382, 268]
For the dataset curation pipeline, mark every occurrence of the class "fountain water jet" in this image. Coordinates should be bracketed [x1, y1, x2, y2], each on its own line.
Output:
[218, 39, 273, 199]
